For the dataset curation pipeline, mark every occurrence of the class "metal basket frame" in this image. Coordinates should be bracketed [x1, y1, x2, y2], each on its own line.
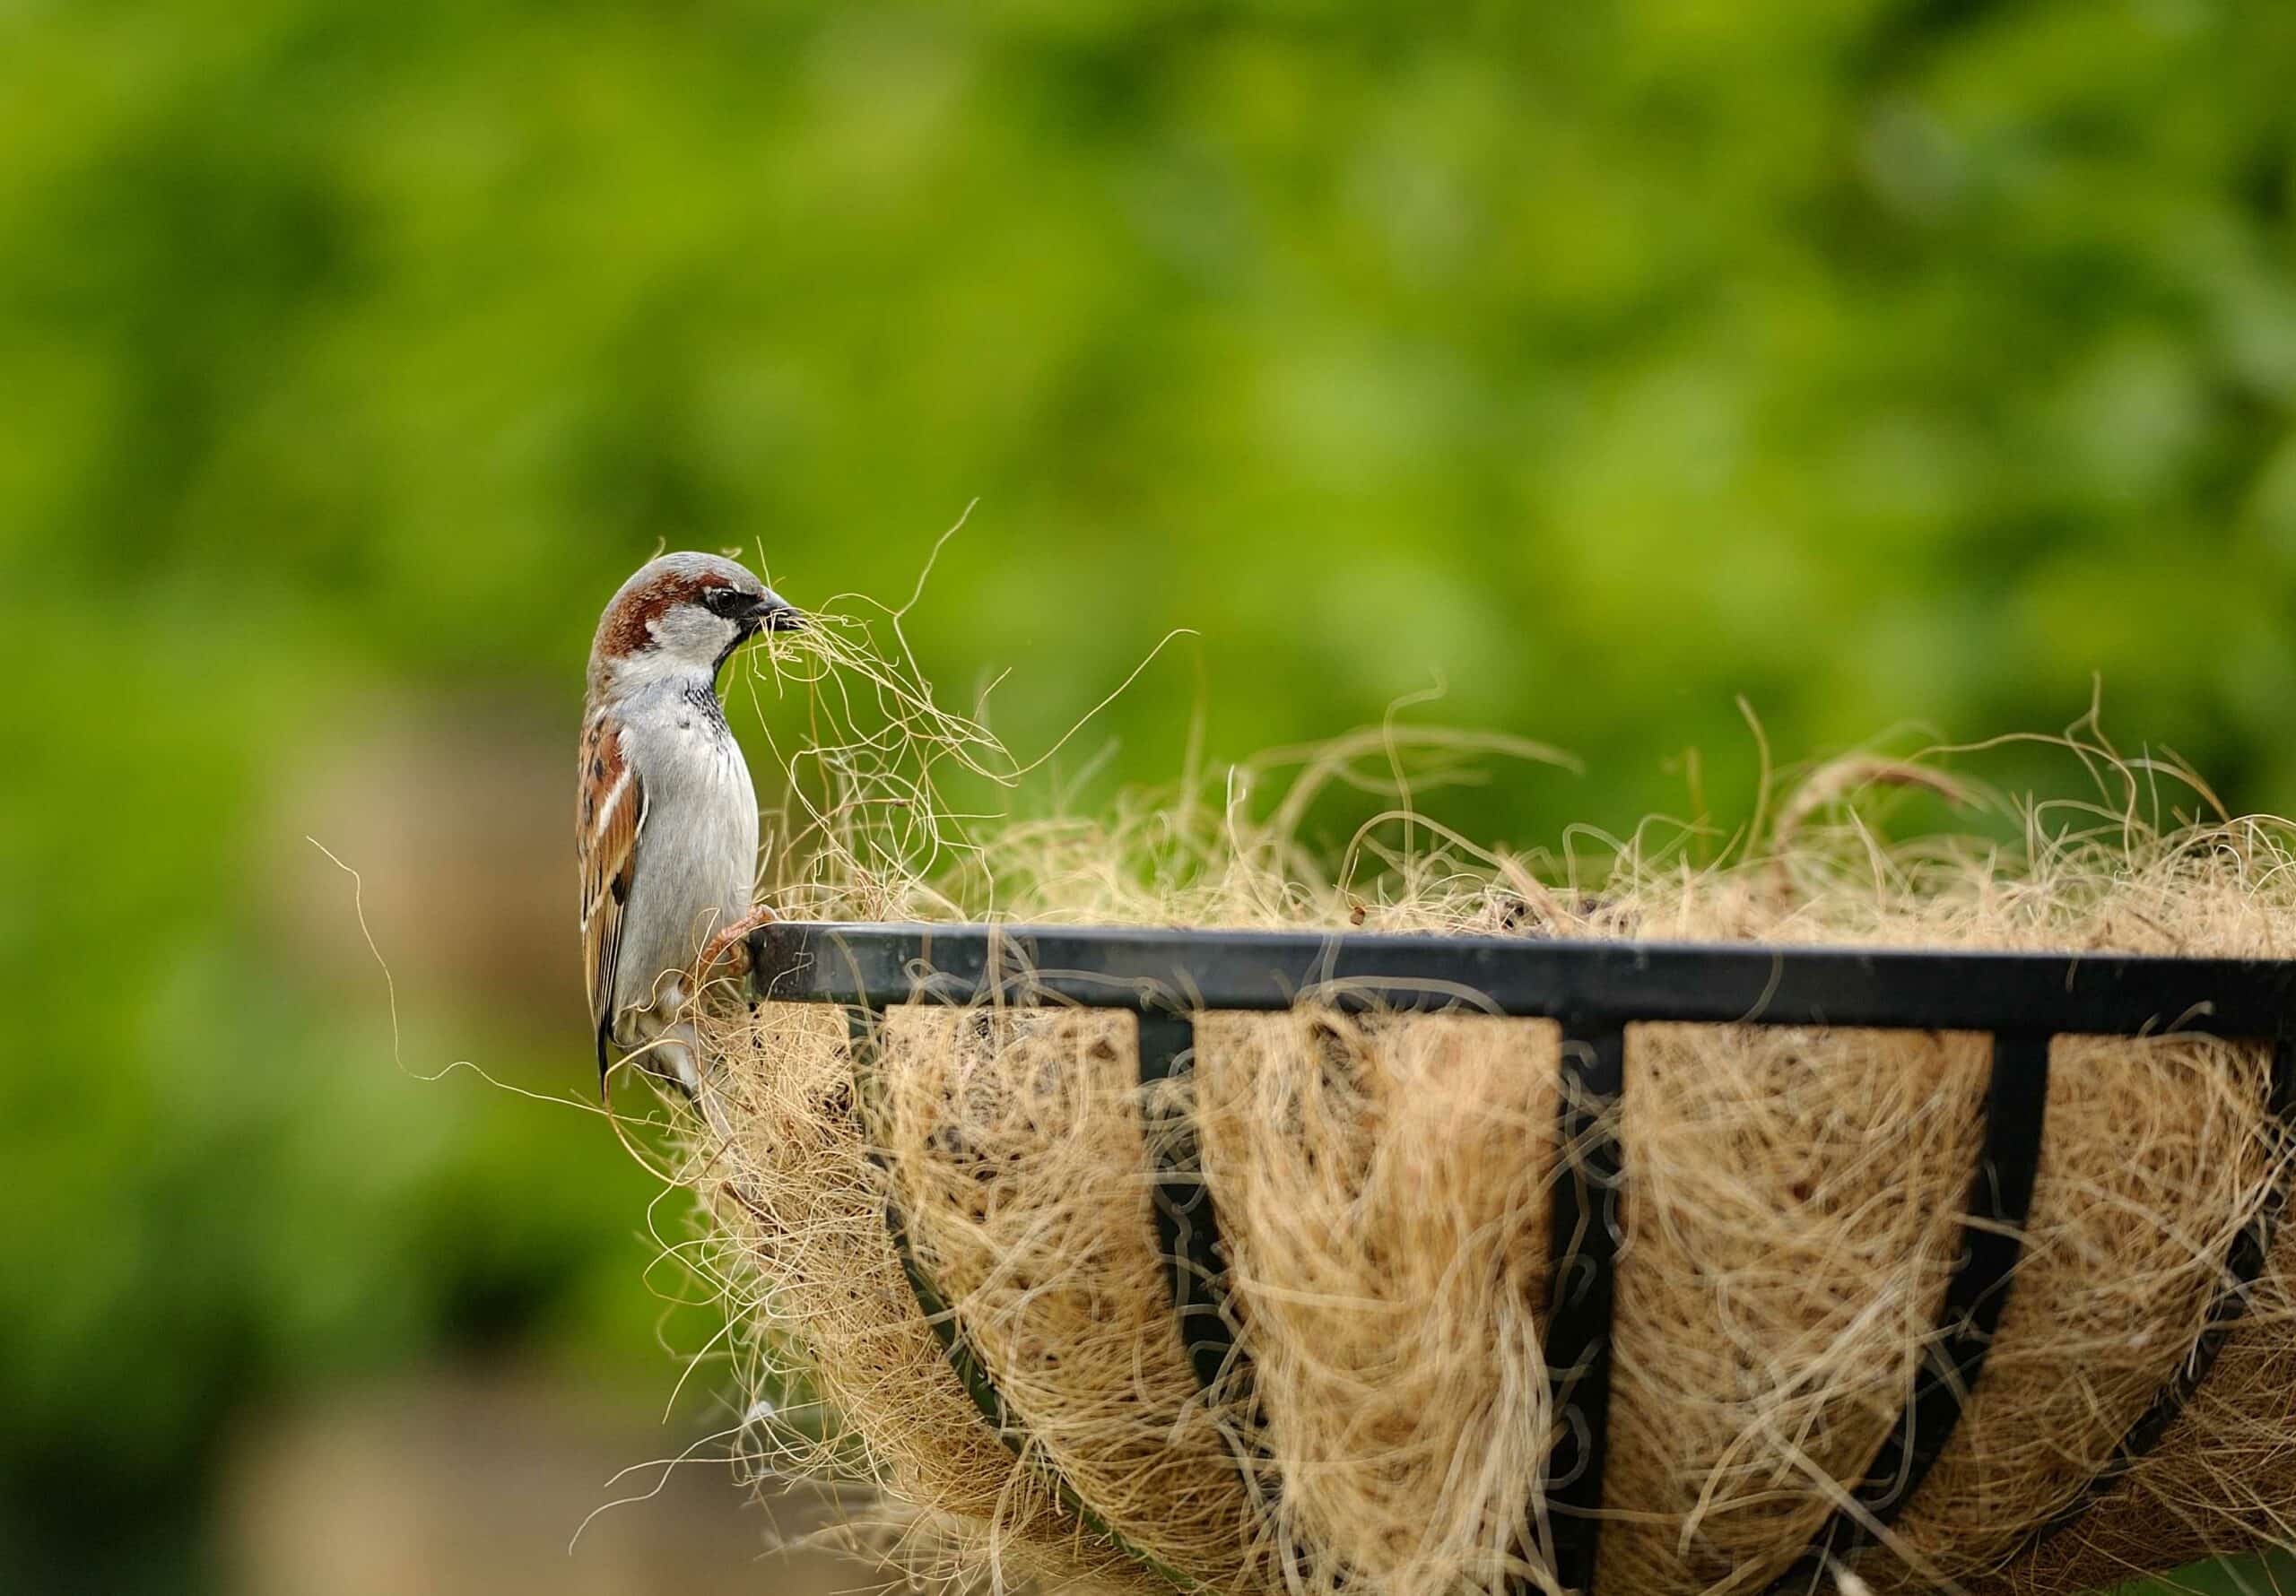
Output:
[747, 921, 2296, 1596]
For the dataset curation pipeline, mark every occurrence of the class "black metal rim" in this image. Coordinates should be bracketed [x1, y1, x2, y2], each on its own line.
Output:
[778, 922, 2296, 1596]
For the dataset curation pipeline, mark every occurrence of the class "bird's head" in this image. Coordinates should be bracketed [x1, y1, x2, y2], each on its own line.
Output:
[587, 551, 804, 698]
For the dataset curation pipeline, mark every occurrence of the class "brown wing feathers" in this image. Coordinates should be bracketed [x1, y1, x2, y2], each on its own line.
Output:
[578, 713, 643, 1095]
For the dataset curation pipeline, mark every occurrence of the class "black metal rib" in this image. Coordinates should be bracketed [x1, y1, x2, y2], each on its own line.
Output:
[1138, 1007, 1299, 1574]
[1541, 1021, 1627, 1596]
[2031, 1028, 2296, 1543]
[846, 1007, 1022, 1445]
[1761, 1030, 2055, 1595]
[1137, 1011, 1250, 1401]
[845, 1005, 1212, 1596]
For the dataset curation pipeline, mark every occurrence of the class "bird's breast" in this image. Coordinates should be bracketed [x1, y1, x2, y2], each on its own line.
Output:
[610, 706, 760, 1013]
[642, 724, 757, 889]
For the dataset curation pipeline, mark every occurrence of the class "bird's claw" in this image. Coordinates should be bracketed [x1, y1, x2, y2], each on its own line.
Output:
[699, 907, 777, 984]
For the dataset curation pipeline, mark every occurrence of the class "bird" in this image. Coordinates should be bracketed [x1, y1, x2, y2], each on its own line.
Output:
[578, 551, 803, 1111]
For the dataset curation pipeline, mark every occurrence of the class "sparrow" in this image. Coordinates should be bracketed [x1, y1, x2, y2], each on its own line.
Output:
[578, 551, 803, 1107]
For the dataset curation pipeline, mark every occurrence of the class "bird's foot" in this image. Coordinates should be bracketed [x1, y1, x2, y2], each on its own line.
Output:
[698, 906, 778, 985]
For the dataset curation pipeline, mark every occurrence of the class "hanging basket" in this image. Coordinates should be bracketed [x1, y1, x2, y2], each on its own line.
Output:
[697, 921, 2296, 1596]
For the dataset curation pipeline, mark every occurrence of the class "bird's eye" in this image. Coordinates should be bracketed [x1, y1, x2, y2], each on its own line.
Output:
[702, 586, 746, 618]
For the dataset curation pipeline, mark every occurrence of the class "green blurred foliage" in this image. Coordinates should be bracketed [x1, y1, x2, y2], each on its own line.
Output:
[4, 0, 2294, 1590]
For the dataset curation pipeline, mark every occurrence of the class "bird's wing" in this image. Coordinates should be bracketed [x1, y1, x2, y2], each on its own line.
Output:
[578, 710, 647, 1095]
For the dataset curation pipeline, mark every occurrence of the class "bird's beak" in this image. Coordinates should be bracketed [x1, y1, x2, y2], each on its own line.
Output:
[746, 593, 806, 635]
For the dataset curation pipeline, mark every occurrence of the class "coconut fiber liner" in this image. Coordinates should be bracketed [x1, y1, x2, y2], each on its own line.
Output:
[675, 779, 2296, 1594]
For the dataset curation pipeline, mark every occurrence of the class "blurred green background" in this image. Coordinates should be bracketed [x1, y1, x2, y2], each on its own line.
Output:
[6, 1, 2296, 1592]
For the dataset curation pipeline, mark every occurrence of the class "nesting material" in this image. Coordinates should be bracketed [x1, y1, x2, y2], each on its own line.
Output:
[677, 599, 2296, 1595]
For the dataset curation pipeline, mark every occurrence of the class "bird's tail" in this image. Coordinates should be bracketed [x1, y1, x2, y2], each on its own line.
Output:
[604, 1019, 734, 1148]
[654, 1019, 735, 1148]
